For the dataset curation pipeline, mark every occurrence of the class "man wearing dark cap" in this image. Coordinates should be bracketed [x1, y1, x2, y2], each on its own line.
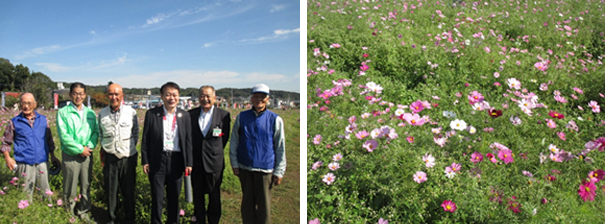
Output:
[229, 83, 286, 224]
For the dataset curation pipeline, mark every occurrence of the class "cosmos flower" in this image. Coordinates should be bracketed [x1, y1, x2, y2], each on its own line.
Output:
[498, 149, 514, 164]
[312, 161, 323, 170]
[363, 140, 378, 152]
[322, 173, 336, 185]
[506, 78, 521, 89]
[578, 180, 597, 202]
[313, 135, 322, 145]
[422, 153, 436, 168]
[332, 153, 343, 161]
[588, 101, 600, 113]
[548, 111, 564, 119]
[450, 119, 467, 131]
[588, 169, 605, 183]
[413, 171, 427, 183]
[507, 196, 522, 213]
[328, 162, 340, 171]
[441, 200, 457, 213]
[410, 100, 425, 113]
[510, 116, 522, 125]
[488, 108, 502, 118]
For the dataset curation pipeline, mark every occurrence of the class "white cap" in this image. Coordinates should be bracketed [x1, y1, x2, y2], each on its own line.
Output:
[252, 83, 270, 95]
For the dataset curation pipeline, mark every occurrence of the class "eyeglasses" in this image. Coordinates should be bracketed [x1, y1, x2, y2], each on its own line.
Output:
[20, 102, 35, 106]
[199, 95, 214, 99]
[163, 93, 179, 98]
[71, 92, 86, 97]
[251, 94, 268, 100]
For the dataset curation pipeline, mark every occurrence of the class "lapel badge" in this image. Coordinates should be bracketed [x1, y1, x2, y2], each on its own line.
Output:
[178, 113, 182, 118]
[156, 113, 160, 117]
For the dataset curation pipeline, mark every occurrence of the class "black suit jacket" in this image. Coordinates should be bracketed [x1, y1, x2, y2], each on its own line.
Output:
[141, 107, 193, 173]
[189, 107, 231, 173]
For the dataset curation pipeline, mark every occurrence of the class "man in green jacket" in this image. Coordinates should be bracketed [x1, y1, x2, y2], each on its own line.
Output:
[57, 82, 98, 223]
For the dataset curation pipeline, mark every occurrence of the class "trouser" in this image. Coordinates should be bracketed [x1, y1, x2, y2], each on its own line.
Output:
[62, 151, 93, 217]
[16, 162, 51, 202]
[104, 152, 137, 223]
[239, 169, 272, 224]
[149, 151, 184, 224]
[192, 168, 223, 224]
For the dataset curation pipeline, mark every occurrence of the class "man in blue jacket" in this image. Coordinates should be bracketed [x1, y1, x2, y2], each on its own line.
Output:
[229, 84, 286, 224]
[1, 93, 59, 201]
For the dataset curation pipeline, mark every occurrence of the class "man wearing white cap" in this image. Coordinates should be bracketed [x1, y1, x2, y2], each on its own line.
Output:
[229, 83, 286, 224]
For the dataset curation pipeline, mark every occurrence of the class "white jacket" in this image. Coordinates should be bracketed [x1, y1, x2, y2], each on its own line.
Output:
[98, 105, 139, 159]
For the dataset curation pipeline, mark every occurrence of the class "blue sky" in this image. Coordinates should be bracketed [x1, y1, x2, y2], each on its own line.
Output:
[0, 0, 300, 92]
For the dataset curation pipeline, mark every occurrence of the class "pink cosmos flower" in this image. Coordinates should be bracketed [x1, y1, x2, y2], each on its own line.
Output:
[313, 135, 322, 145]
[363, 140, 378, 152]
[406, 136, 415, 143]
[506, 78, 521, 89]
[498, 149, 514, 164]
[441, 200, 457, 212]
[410, 100, 425, 113]
[588, 101, 600, 113]
[578, 180, 597, 202]
[588, 169, 605, 183]
[311, 161, 323, 170]
[507, 196, 521, 213]
[539, 83, 548, 91]
[573, 87, 584, 94]
[70, 217, 77, 223]
[57, 199, 63, 206]
[18, 200, 29, 209]
[328, 162, 340, 171]
[468, 91, 484, 105]
[332, 153, 343, 161]
[360, 64, 369, 71]
[545, 119, 557, 129]
[557, 132, 566, 141]
[413, 171, 427, 183]
[180, 209, 185, 216]
[522, 171, 533, 177]
[309, 218, 320, 224]
[484, 46, 491, 53]
[433, 137, 446, 147]
[470, 151, 483, 164]
[422, 153, 436, 168]
[534, 61, 548, 71]
[322, 173, 336, 185]
[378, 218, 388, 224]
[355, 130, 370, 139]
[486, 153, 498, 163]
[401, 113, 426, 126]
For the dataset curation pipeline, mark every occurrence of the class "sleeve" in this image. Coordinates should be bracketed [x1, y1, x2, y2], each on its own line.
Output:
[46, 125, 56, 153]
[272, 116, 286, 178]
[221, 111, 231, 149]
[57, 110, 84, 155]
[87, 110, 99, 149]
[131, 111, 139, 150]
[228, 114, 240, 169]
[141, 110, 152, 165]
[185, 112, 193, 167]
[0, 120, 14, 153]
[98, 112, 104, 149]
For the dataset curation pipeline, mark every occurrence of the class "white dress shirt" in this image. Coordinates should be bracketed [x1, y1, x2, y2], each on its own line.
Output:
[199, 105, 214, 137]
[162, 106, 180, 152]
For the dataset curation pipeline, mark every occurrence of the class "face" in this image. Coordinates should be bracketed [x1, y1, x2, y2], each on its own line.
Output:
[20, 95, 37, 116]
[70, 87, 86, 107]
[199, 88, 216, 111]
[251, 93, 269, 110]
[107, 85, 123, 109]
[161, 87, 180, 110]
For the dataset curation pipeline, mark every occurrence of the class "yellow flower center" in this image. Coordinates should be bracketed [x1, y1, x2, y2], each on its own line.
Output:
[586, 186, 591, 192]
[411, 120, 416, 124]
[446, 205, 451, 210]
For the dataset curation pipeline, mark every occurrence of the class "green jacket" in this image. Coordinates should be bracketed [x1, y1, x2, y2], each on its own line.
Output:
[56, 104, 99, 156]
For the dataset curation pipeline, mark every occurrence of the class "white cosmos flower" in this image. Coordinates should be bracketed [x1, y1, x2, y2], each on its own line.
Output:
[450, 119, 467, 131]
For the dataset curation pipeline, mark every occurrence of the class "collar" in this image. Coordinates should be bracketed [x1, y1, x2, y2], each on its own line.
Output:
[20, 111, 37, 120]
[252, 106, 267, 116]
[201, 105, 214, 116]
[110, 104, 123, 113]
[163, 106, 176, 116]
[71, 102, 84, 112]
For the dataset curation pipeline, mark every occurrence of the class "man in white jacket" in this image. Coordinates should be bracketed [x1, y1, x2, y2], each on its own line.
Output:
[98, 83, 139, 224]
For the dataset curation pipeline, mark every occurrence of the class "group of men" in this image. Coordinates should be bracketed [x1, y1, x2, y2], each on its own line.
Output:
[0, 81, 286, 224]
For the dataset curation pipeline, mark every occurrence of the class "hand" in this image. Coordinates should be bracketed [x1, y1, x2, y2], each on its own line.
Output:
[232, 168, 239, 177]
[80, 146, 92, 157]
[143, 164, 149, 174]
[5, 157, 16, 171]
[271, 175, 283, 186]
[185, 167, 192, 176]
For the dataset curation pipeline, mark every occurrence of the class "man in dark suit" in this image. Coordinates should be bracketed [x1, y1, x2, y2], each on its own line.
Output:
[141, 82, 193, 224]
[189, 85, 231, 224]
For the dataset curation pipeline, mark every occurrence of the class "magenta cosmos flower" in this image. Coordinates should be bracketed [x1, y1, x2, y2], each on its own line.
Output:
[498, 149, 514, 164]
[410, 100, 425, 113]
[355, 130, 370, 139]
[401, 113, 426, 126]
[588, 169, 605, 183]
[468, 91, 484, 105]
[534, 61, 548, 71]
[470, 151, 483, 164]
[441, 200, 457, 212]
[413, 171, 427, 183]
[578, 180, 597, 202]
[507, 196, 521, 213]
[363, 140, 378, 152]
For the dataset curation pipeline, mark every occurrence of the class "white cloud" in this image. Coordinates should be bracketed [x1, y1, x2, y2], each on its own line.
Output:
[34, 63, 73, 72]
[270, 4, 286, 13]
[203, 42, 217, 48]
[274, 28, 300, 35]
[90, 30, 96, 35]
[16, 45, 62, 59]
[143, 13, 173, 27]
